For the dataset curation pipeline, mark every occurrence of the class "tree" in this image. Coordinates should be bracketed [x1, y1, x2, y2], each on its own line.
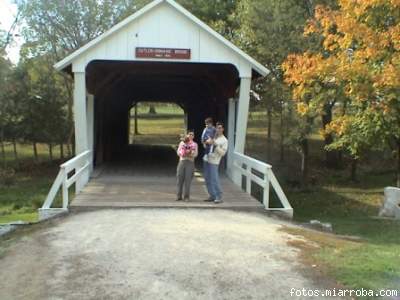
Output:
[283, 0, 400, 184]
[237, 0, 336, 183]
[2, 64, 27, 164]
[16, 0, 151, 154]
[179, 0, 240, 39]
[0, 55, 13, 166]
[22, 53, 68, 161]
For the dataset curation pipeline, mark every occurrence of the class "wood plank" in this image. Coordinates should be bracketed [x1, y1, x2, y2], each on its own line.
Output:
[71, 166, 263, 210]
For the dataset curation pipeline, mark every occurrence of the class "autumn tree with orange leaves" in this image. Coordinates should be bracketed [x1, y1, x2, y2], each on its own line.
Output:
[283, 0, 400, 184]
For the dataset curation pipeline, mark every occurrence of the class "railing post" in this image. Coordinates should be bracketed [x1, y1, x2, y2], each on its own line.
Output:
[62, 167, 68, 209]
[226, 97, 236, 179]
[246, 166, 251, 195]
[263, 168, 271, 209]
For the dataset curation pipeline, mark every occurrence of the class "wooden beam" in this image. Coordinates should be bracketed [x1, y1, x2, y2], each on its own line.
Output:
[73, 72, 89, 193]
[234, 77, 251, 154]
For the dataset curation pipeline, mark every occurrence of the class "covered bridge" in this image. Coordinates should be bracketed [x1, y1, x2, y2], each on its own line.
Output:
[40, 0, 293, 219]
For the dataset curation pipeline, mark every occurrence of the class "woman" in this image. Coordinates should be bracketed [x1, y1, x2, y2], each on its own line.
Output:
[176, 131, 198, 201]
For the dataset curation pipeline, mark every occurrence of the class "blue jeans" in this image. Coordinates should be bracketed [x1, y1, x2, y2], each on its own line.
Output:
[203, 161, 222, 199]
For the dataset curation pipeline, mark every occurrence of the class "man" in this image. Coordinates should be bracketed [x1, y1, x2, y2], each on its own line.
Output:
[203, 122, 228, 204]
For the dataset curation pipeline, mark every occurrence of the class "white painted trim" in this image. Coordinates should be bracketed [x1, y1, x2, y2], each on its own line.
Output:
[87, 94, 95, 174]
[73, 72, 89, 193]
[74, 72, 88, 154]
[235, 77, 251, 154]
[226, 98, 236, 179]
[53, 0, 269, 76]
[42, 150, 92, 210]
[232, 151, 293, 218]
[60, 150, 91, 171]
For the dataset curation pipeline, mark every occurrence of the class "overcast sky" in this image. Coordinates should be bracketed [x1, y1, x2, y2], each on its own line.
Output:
[0, 0, 22, 64]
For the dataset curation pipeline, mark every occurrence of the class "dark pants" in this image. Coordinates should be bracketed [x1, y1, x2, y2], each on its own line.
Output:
[177, 160, 195, 198]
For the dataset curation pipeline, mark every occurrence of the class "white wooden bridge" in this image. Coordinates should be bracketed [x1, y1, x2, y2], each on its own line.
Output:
[39, 0, 293, 219]
[40, 145, 293, 219]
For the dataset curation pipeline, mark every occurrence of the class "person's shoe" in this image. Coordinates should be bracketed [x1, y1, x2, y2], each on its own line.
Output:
[184, 197, 190, 202]
[176, 197, 183, 201]
[203, 197, 215, 202]
[214, 198, 223, 204]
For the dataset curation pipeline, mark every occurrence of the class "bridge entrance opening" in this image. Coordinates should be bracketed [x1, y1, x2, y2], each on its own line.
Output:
[85, 60, 240, 167]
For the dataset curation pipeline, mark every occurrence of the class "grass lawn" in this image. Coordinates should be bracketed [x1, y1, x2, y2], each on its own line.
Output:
[0, 144, 68, 224]
[2, 141, 69, 167]
[129, 102, 185, 146]
[130, 115, 185, 146]
[283, 184, 400, 293]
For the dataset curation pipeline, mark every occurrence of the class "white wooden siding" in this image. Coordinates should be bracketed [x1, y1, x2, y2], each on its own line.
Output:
[72, 2, 251, 77]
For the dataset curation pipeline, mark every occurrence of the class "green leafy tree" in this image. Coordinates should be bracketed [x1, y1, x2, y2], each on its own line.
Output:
[0, 57, 13, 166]
[21, 54, 68, 161]
[3, 64, 26, 163]
[236, 0, 336, 183]
[179, 0, 239, 39]
[16, 0, 151, 154]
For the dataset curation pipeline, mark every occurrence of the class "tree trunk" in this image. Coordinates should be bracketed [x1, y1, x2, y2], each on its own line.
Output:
[134, 104, 139, 135]
[322, 103, 339, 168]
[338, 150, 343, 166]
[12, 138, 18, 161]
[279, 103, 285, 162]
[267, 108, 272, 140]
[300, 138, 309, 186]
[33, 141, 38, 161]
[337, 101, 347, 167]
[60, 142, 64, 159]
[351, 158, 358, 182]
[68, 127, 75, 157]
[67, 142, 72, 157]
[0, 129, 5, 168]
[49, 143, 53, 161]
[148, 104, 156, 115]
[267, 107, 272, 160]
[397, 142, 400, 187]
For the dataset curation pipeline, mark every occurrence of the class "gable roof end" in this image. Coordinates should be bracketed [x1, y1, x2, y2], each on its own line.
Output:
[54, 0, 269, 77]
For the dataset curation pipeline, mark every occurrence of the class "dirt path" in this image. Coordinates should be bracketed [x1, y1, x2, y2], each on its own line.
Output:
[0, 209, 338, 299]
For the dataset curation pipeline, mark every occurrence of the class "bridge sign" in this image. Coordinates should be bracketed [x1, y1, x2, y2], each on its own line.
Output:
[136, 47, 191, 59]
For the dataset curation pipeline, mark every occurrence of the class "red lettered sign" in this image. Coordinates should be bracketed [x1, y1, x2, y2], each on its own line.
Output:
[136, 47, 191, 59]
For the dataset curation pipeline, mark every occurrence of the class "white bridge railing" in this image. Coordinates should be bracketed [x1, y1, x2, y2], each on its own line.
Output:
[232, 152, 293, 218]
[39, 150, 92, 220]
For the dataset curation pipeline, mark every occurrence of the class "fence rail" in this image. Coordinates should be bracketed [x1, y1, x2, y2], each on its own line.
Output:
[232, 152, 293, 218]
[41, 150, 92, 210]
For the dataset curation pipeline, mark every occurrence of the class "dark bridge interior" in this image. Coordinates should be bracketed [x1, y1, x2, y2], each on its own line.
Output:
[85, 60, 241, 165]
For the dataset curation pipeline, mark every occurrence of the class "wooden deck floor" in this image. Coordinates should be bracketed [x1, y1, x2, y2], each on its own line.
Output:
[71, 166, 264, 210]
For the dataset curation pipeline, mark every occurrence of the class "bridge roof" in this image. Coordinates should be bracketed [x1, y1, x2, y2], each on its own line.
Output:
[54, 0, 269, 77]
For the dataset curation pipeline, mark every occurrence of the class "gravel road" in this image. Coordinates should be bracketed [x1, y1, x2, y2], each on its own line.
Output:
[0, 209, 339, 300]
